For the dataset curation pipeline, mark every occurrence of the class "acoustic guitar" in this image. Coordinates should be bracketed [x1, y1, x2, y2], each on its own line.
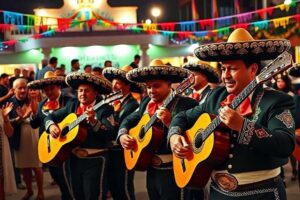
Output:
[124, 75, 195, 171]
[173, 51, 293, 188]
[38, 90, 123, 166]
[292, 129, 300, 161]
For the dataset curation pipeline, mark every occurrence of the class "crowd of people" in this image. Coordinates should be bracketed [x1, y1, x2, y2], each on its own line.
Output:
[0, 28, 299, 200]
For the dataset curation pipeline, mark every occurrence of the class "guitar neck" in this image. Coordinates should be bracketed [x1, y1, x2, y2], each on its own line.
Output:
[68, 93, 122, 130]
[200, 79, 258, 142]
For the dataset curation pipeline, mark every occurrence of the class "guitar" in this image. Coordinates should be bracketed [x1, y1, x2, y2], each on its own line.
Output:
[124, 74, 195, 171]
[293, 129, 300, 161]
[38, 90, 123, 166]
[173, 51, 293, 188]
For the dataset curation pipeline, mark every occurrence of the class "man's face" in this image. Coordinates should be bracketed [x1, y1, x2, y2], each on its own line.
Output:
[73, 62, 80, 71]
[221, 60, 257, 95]
[2, 77, 9, 86]
[146, 79, 171, 103]
[44, 85, 61, 100]
[112, 79, 130, 93]
[84, 66, 92, 73]
[193, 71, 207, 90]
[14, 81, 28, 100]
[77, 84, 97, 105]
[15, 68, 21, 76]
[104, 61, 112, 68]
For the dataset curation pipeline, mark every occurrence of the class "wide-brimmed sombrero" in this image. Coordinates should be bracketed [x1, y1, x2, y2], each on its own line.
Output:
[28, 71, 66, 89]
[289, 63, 300, 77]
[126, 59, 190, 83]
[66, 72, 112, 94]
[183, 61, 220, 83]
[194, 28, 291, 61]
[102, 66, 144, 93]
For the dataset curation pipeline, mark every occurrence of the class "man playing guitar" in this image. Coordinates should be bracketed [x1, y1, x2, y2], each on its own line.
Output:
[169, 28, 295, 200]
[118, 59, 198, 200]
[44, 72, 114, 200]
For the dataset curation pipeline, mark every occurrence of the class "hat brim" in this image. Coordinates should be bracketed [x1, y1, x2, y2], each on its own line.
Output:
[66, 72, 112, 94]
[194, 39, 291, 62]
[102, 68, 144, 93]
[27, 77, 67, 90]
[126, 66, 190, 83]
[183, 63, 220, 83]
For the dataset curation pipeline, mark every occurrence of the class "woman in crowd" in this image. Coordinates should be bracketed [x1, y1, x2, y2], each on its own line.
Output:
[0, 102, 17, 199]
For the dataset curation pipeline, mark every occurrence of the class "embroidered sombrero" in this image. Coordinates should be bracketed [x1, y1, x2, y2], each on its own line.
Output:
[102, 66, 144, 93]
[66, 72, 112, 94]
[126, 59, 190, 83]
[183, 61, 220, 83]
[289, 63, 300, 77]
[28, 71, 66, 89]
[194, 28, 291, 61]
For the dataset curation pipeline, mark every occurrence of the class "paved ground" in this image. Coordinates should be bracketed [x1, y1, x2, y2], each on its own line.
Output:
[6, 163, 300, 200]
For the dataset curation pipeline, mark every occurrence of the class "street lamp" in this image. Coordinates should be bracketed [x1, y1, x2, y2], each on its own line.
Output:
[151, 7, 161, 23]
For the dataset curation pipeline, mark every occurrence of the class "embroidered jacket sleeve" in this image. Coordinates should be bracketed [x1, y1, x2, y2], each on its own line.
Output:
[92, 104, 115, 135]
[238, 93, 295, 157]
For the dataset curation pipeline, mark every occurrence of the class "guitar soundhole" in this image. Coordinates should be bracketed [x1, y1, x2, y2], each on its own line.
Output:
[61, 125, 70, 137]
[193, 129, 204, 153]
[138, 126, 145, 141]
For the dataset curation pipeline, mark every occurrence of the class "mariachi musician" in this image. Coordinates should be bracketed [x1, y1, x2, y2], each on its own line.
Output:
[183, 61, 220, 102]
[44, 72, 115, 200]
[169, 28, 295, 200]
[28, 71, 72, 200]
[117, 59, 198, 200]
[182, 61, 220, 199]
[102, 65, 144, 200]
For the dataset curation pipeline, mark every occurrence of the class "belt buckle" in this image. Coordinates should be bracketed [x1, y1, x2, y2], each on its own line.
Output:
[214, 173, 238, 192]
[151, 155, 163, 167]
[72, 148, 88, 158]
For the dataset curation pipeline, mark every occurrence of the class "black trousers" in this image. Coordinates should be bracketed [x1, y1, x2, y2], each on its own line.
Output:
[108, 148, 135, 200]
[49, 165, 72, 200]
[65, 154, 108, 200]
[147, 166, 182, 200]
[184, 187, 205, 200]
[209, 176, 286, 200]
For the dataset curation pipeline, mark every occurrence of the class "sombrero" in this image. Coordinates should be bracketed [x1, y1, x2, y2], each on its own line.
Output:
[28, 71, 66, 89]
[126, 59, 190, 83]
[102, 66, 144, 93]
[289, 63, 300, 77]
[65, 72, 112, 94]
[194, 28, 291, 61]
[183, 61, 220, 83]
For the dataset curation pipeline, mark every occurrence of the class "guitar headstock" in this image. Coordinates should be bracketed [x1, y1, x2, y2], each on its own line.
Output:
[257, 51, 293, 84]
[175, 74, 195, 95]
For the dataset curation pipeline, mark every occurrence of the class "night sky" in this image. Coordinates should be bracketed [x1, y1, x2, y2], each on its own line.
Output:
[0, 0, 180, 22]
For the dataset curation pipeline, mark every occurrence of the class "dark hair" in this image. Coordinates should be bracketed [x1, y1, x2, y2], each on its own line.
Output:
[71, 59, 79, 66]
[243, 59, 261, 75]
[0, 73, 9, 79]
[84, 65, 92, 70]
[273, 75, 293, 93]
[134, 55, 141, 60]
[104, 60, 112, 66]
[92, 67, 103, 73]
[49, 57, 58, 65]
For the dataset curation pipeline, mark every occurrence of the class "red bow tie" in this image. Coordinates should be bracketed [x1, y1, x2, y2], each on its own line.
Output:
[43, 100, 59, 111]
[221, 94, 253, 116]
[147, 101, 163, 117]
[76, 105, 91, 116]
[113, 100, 121, 112]
[191, 92, 201, 101]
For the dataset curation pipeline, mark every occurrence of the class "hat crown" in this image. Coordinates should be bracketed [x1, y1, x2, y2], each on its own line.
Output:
[44, 71, 57, 79]
[121, 65, 133, 72]
[149, 59, 165, 66]
[227, 28, 254, 43]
